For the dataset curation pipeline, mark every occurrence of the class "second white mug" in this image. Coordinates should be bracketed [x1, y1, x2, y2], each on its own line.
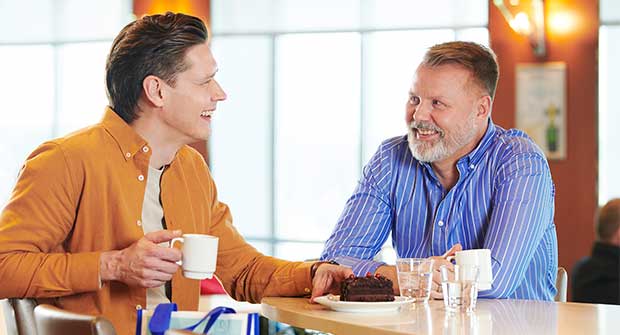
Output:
[452, 249, 493, 291]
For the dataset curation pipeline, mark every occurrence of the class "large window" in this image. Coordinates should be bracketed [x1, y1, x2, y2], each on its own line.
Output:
[599, 0, 620, 205]
[0, 0, 132, 204]
[209, 0, 489, 260]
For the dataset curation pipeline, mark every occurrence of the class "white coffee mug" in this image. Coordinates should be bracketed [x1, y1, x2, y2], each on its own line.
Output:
[451, 249, 493, 291]
[170, 234, 218, 280]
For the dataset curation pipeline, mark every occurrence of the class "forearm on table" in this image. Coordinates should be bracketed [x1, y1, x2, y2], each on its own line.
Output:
[480, 223, 546, 299]
[225, 253, 312, 303]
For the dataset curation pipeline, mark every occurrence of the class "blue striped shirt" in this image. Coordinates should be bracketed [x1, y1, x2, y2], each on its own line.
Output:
[321, 120, 558, 301]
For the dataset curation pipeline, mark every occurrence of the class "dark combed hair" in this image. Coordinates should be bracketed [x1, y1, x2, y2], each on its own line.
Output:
[421, 41, 499, 99]
[105, 12, 208, 123]
[596, 199, 620, 242]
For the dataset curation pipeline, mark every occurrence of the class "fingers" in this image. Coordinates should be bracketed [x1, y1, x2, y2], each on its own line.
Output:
[430, 289, 443, 300]
[144, 256, 180, 275]
[142, 280, 167, 288]
[429, 257, 452, 294]
[432, 270, 446, 293]
[340, 267, 354, 278]
[310, 265, 353, 302]
[430, 277, 443, 300]
[149, 245, 182, 263]
[433, 257, 454, 270]
[142, 230, 183, 262]
[310, 276, 331, 301]
[125, 258, 178, 288]
[442, 243, 462, 257]
[144, 229, 182, 244]
[114, 232, 183, 288]
[140, 268, 174, 283]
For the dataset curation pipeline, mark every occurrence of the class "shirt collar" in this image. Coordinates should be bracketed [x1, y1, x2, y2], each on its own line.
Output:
[457, 118, 496, 168]
[100, 107, 148, 161]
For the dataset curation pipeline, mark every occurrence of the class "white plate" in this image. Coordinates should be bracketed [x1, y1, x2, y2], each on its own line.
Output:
[314, 295, 412, 313]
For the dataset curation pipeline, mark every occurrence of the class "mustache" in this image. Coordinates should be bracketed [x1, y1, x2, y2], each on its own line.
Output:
[409, 121, 444, 136]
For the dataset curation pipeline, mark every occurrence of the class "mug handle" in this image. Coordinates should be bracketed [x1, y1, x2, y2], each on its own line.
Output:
[170, 237, 184, 266]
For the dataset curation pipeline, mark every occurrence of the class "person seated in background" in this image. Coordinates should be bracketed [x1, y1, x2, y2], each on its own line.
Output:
[321, 41, 558, 301]
[0, 12, 351, 335]
[572, 199, 620, 304]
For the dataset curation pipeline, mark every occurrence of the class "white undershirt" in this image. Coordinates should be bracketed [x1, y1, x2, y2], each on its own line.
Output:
[142, 165, 170, 309]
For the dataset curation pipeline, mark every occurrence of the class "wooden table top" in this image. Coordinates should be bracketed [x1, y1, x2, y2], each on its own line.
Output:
[261, 296, 620, 334]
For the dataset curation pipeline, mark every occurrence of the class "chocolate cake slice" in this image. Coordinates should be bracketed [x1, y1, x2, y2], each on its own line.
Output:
[340, 274, 395, 302]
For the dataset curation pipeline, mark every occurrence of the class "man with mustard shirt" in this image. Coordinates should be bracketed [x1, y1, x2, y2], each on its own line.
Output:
[0, 12, 351, 334]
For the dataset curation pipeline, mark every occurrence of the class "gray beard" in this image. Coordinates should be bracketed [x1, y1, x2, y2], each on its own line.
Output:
[406, 116, 478, 163]
[407, 130, 451, 162]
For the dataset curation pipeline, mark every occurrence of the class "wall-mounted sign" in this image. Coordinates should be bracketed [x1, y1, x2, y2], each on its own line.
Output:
[516, 62, 567, 160]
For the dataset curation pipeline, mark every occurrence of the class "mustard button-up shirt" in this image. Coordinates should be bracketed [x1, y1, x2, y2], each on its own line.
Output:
[0, 108, 313, 335]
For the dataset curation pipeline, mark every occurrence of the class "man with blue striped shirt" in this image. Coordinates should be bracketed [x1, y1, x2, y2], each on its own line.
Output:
[321, 41, 558, 301]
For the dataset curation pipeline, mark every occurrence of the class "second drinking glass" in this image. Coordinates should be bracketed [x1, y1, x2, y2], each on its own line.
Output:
[395, 258, 434, 304]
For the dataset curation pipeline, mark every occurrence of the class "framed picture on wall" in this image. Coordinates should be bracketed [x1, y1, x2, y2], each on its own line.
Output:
[515, 62, 567, 160]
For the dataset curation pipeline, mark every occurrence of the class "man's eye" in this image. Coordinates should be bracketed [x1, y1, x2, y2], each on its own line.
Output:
[409, 96, 420, 105]
[432, 99, 443, 107]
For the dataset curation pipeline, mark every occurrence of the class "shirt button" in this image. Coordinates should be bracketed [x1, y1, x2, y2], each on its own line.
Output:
[304, 288, 311, 293]
[137, 220, 142, 226]
[125, 152, 131, 158]
[438, 220, 445, 227]
[142, 146, 149, 153]
[469, 164, 475, 170]
[137, 174, 144, 181]
[135, 304, 142, 310]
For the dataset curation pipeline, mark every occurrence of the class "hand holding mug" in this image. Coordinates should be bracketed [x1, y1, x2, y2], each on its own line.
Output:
[100, 230, 183, 288]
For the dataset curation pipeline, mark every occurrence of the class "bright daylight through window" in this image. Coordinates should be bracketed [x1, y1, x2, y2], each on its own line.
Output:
[599, 0, 620, 205]
[209, 0, 489, 259]
[0, 0, 133, 204]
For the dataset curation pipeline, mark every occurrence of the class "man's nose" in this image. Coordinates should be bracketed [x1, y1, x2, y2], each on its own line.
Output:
[210, 80, 227, 101]
[412, 101, 431, 122]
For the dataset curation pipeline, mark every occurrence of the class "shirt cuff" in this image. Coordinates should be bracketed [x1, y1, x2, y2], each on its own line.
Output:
[69, 251, 103, 293]
[331, 255, 385, 276]
[292, 262, 314, 296]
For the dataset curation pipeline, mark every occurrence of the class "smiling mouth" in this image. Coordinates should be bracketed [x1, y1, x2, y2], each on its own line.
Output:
[416, 128, 439, 136]
[414, 127, 444, 141]
[200, 111, 213, 119]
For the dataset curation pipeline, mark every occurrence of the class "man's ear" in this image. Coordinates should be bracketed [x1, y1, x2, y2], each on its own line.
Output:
[143, 75, 165, 107]
[476, 95, 492, 119]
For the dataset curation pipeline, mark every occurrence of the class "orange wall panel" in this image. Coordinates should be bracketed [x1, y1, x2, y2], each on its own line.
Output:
[489, 0, 599, 301]
[133, 0, 210, 23]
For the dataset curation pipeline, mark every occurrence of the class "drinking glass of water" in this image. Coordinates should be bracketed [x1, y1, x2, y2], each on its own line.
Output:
[440, 264, 480, 312]
[395, 258, 434, 304]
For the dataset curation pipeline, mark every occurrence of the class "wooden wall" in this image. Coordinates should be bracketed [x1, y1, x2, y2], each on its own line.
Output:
[489, 0, 599, 299]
